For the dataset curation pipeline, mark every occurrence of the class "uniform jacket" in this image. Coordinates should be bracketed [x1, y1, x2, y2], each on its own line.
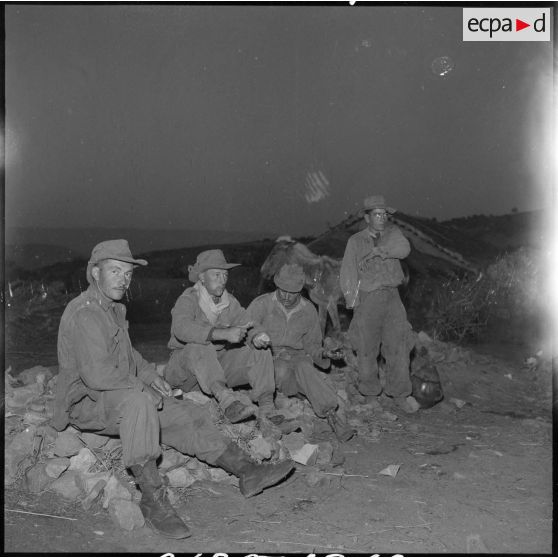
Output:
[247, 292, 329, 368]
[340, 224, 410, 307]
[168, 286, 264, 352]
[53, 285, 159, 431]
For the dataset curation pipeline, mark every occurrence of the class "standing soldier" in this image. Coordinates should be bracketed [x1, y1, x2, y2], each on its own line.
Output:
[340, 196, 418, 413]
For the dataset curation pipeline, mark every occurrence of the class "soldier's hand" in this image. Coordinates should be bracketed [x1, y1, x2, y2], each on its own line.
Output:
[253, 332, 271, 349]
[151, 376, 172, 398]
[144, 385, 164, 410]
[224, 326, 249, 343]
[323, 348, 345, 360]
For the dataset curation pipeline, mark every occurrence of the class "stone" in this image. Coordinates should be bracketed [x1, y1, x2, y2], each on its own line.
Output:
[18, 366, 53, 388]
[282, 432, 306, 454]
[80, 432, 109, 449]
[69, 448, 98, 473]
[77, 471, 112, 494]
[182, 391, 212, 406]
[289, 444, 319, 466]
[449, 397, 467, 409]
[305, 468, 329, 487]
[316, 442, 334, 466]
[5, 426, 37, 485]
[102, 475, 132, 508]
[25, 463, 54, 493]
[165, 467, 197, 488]
[23, 411, 49, 426]
[417, 331, 432, 344]
[50, 470, 84, 500]
[208, 467, 237, 486]
[5, 384, 43, 410]
[82, 479, 108, 511]
[54, 431, 83, 457]
[45, 457, 71, 479]
[248, 435, 273, 460]
[108, 499, 145, 531]
[160, 448, 189, 471]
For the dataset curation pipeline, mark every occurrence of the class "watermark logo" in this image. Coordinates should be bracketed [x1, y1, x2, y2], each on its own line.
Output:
[463, 8, 551, 41]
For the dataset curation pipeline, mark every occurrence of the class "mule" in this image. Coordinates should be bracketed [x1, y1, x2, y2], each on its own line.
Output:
[260, 236, 411, 336]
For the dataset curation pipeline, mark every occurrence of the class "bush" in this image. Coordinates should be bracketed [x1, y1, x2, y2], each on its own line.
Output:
[423, 248, 545, 343]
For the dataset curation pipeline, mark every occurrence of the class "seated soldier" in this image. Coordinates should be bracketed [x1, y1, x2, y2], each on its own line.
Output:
[247, 263, 355, 442]
[164, 249, 280, 424]
[53, 240, 294, 540]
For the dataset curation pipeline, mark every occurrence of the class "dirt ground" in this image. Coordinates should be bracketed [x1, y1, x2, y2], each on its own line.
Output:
[4, 320, 553, 556]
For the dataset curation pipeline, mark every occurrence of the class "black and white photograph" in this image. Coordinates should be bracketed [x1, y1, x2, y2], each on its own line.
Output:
[4, 3, 554, 555]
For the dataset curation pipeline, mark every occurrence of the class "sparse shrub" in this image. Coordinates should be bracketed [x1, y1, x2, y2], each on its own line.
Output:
[425, 273, 494, 342]
[423, 247, 545, 343]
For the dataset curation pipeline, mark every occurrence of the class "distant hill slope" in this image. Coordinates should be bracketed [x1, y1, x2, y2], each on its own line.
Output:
[5, 227, 274, 272]
[308, 209, 545, 267]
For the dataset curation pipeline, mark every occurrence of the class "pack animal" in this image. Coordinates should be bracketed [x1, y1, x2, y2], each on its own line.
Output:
[260, 237, 343, 334]
[261, 236, 412, 336]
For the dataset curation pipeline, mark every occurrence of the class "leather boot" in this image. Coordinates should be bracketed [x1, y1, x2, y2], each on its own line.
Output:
[130, 459, 191, 539]
[326, 410, 356, 442]
[258, 392, 283, 422]
[215, 442, 295, 497]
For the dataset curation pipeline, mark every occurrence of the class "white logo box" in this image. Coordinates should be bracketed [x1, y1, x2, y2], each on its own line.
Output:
[463, 7, 551, 41]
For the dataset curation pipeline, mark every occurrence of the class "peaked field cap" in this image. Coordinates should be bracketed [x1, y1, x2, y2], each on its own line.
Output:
[363, 195, 396, 214]
[88, 239, 148, 267]
[188, 249, 241, 282]
[274, 263, 306, 293]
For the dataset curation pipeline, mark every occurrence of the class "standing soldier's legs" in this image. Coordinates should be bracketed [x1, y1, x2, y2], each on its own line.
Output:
[381, 291, 414, 398]
[350, 290, 386, 396]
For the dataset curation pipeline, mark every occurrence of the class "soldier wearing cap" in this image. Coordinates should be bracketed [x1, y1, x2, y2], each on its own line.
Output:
[340, 196, 418, 414]
[164, 249, 279, 424]
[54, 240, 294, 540]
[247, 263, 355, 442]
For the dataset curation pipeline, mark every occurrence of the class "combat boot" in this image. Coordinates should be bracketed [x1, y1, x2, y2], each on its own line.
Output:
[215, 442, 295, 497]
[258, 392, 284, 422]
[130, 459, 191, 539]
[326, 410, 356, 442]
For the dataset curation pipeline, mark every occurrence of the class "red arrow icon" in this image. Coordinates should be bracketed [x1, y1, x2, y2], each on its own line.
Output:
[516, 18, 530, 31]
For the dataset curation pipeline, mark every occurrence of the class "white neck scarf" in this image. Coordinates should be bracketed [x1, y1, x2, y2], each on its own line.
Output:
[195, 281, 230, 325]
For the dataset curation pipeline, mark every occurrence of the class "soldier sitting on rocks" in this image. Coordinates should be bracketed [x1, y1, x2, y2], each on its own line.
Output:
[53, 240, 294, 540]
[247, 263, 356, 442]
[164, 249, 282, 425]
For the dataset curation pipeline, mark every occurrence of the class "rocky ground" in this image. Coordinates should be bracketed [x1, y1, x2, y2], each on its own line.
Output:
[4, 320, 553, 555]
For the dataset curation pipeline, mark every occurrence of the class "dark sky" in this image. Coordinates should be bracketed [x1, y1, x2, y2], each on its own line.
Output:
[6, 4, 554, 237]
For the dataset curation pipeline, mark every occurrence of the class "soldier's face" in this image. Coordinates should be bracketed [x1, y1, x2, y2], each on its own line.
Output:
[201, 269, 228, 297]
[277, 288, 301, 309]
[92, 259, 134, 301]
[365, 210, 388, 232]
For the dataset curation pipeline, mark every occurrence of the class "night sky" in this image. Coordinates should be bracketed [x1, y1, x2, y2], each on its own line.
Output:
[6, 4, 554, 238]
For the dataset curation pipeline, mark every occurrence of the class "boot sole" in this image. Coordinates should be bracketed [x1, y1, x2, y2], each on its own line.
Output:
[144, 517, 192, 539]
[241, 461, 295, 498]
